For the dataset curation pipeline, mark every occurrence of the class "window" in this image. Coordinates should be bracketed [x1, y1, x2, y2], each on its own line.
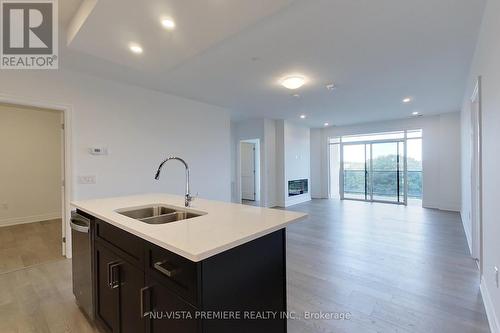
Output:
[328, 129, 423, 204]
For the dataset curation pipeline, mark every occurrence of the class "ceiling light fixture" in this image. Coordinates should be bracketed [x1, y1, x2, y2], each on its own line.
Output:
[412, 111, 420, 116]
[402, 97, 412, 103]
[324, 122, 329, 126]
[129, 44, 143, 54]
[281, 76, 306, 90]
[300, 114, 306, 119]
[161, 18, 176, 30]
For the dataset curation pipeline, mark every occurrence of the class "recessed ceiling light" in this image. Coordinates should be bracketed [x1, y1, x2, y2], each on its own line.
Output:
[300, 114, 306, 119]
[412, 111, 420, 116]
[129, 44, 143, 54]
[161, 18, 176, 30]
[403, 97, 412, 103]
[281, 76, 306, 90]
[324, 122, 329, 126]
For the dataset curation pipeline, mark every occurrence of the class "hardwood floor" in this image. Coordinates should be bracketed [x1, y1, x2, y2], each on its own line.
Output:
[0, 220, 64, 274]
[0, 200, 490, 332]
[0, 259, 99, 333]
[286, 199, 489, 333]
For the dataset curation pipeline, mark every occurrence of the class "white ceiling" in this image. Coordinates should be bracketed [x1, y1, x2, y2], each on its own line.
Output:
[62, 0, 486, 127]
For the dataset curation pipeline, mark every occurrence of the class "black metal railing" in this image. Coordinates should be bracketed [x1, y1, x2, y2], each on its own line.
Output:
[343, 170, 422, 198]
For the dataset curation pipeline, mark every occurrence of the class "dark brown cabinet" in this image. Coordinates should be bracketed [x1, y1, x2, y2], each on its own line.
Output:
[145, 276, 200, 333]
[117, 258, 145, 333]
[95, 242, 120, 332]
[87, 212, 287, 333]
[94, 241, 146, 333]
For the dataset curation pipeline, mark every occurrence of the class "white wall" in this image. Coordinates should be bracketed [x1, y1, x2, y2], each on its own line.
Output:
[231, 118, 310, 207]
[310, 129, 322, 198]
[263, 119, 277, 207]
[0, 104, 62, 226]
[0, 69, 232, 203]
[311, 114, 461, 211]
[282, 121, 311, 207]
[461, 0, 500, 330]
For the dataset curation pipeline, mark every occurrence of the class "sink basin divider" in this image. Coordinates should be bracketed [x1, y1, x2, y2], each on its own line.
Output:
[139, 211, 178, 223]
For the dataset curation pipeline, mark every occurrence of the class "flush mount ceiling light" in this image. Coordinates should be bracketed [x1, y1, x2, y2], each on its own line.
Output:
[161, 18, 176, 30]
[281, 75, 306, 90]
[324, 122, 329, 126]
[300, 114, 306, 119]
[129, 43, 143, 54]
[402, 97, 412, 103]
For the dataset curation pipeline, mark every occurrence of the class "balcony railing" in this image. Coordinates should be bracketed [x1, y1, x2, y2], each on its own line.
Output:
[343, 170, 422, 198]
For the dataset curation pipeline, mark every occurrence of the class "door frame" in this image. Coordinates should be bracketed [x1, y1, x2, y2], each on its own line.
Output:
[240, 141, 256, 201]
[0, 93, 73, 258]
[470, 77, 483, 274]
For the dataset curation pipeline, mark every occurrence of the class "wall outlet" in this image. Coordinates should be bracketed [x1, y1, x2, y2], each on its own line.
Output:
[78, 175, 96, 184]
[495, 266, 499, 288]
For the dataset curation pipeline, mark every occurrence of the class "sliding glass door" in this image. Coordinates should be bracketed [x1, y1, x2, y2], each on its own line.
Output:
[343, 144, 369, 200]
[342, 140, 405, 204]
[330, 130, 422, 205]
[370, 141, 405, 203]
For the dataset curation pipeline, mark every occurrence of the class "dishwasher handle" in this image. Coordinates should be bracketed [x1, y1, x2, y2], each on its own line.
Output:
[70, 213, 90, 233]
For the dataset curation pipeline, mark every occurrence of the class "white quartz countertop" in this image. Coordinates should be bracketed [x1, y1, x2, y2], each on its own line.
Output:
[71, 193, 307, 262]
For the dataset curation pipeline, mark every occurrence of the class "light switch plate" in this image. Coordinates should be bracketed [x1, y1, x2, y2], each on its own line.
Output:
[89, 147, 108, 155]
[78, 175, 96, 184]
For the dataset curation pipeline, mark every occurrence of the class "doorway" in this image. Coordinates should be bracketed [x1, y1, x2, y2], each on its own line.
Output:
[0, 103, 66, 273]
[240, 139, 261, 205]
[470, 77, 482, 273]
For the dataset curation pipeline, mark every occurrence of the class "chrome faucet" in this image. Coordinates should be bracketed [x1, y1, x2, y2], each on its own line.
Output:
[154, 157, 193, 207]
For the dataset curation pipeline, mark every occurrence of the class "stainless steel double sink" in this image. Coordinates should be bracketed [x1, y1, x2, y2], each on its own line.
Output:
[116, 205, 205, 224]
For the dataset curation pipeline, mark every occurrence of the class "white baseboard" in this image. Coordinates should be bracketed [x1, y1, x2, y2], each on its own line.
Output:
[0, 212, 61, 227]
[481, 277, 500, 333]
[422, 202, 460, 212]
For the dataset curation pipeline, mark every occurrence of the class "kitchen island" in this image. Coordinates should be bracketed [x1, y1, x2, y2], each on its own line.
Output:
[71, 193, 307, 333]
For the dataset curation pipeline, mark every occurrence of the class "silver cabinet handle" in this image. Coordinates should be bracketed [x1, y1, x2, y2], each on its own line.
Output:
[154, 261, 178, 278]
[70, 219, 89, 233]
[107, 262, 121, 289]
[140, 286, 151, 318]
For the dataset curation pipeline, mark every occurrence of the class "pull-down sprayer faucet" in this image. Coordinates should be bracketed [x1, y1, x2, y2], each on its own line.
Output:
[154, 157, 193, 207]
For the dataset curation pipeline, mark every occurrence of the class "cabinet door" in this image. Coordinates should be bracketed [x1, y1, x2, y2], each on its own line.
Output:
[146, 277, 200, 333]
[95, 242, 120, 333]
[118, 259, 146, 333]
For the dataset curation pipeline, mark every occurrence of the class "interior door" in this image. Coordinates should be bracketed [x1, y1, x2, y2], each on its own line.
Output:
[241, 142, 256, 201]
